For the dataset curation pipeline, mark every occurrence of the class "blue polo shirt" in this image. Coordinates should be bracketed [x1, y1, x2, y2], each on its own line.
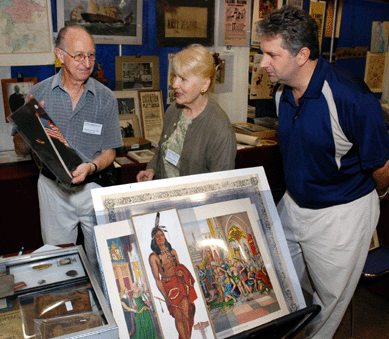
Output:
[275, 56, 389, 209]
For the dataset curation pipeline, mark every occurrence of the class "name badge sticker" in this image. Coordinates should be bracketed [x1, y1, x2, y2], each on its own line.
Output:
[83, 122, 102, 135]
[165, 149, 180, 166]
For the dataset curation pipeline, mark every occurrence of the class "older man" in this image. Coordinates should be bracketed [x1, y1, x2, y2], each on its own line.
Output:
[257, 5, 389, 338]
[14, 25, 123, 281]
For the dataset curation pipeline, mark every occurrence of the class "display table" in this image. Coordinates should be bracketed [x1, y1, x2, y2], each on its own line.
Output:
[1, 144, 284, 255]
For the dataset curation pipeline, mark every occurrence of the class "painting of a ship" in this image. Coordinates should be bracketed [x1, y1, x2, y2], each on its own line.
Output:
[61, 0, 142, 44]
[80, 0, 122, 23]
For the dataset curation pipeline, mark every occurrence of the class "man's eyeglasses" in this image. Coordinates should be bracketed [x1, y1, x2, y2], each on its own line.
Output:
[59, 48, 97, 62]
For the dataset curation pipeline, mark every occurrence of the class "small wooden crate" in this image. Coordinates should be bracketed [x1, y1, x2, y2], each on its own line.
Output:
[232, 123, 276, 138]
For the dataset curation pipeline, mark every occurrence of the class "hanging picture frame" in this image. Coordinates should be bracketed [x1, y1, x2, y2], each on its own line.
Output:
[56, 0, 143, 45]
[1, 78, 38, 123]
[364, 52, 389, 93]
[138, 90, 164, 145]
[115, 56, 160, 91]
[156, 0, 215, 47]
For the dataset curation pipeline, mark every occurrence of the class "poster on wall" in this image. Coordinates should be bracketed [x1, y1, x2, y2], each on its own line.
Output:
[286, 0, 303, 8]
[324, 0, 343, 39]
[0, 0, 55, 66]
[223, 0, 249, 46]
[167, 53, 176, 105]
[57, 0, 143, 45]
[251, 0, 282, 46]
[371, 21, 389, 53]
[250, 54, 275, 100]
[309, 1, 326, 52]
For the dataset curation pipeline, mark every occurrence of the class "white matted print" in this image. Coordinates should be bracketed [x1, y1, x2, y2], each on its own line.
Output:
[94, 220, 162, 339]
[179, 198, 288, 338]
[132, 208, 215, 339]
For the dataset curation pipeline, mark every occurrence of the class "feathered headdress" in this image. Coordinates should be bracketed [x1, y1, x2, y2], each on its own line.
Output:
[151, 212, 167, 238]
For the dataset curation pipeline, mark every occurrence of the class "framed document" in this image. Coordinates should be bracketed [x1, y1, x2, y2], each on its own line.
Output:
[138, 90, 164, 145]
[156, 0, 215, 47]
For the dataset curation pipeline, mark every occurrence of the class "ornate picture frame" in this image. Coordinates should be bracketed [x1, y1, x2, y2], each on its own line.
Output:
[156, 0, 215, 47]
[56, 0, 143, 45]
[1, 78, 38, 123]
[115, 56, 160, 91]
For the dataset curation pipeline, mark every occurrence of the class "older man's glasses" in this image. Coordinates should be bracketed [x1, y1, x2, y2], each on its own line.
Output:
[59, 48, 97, 62]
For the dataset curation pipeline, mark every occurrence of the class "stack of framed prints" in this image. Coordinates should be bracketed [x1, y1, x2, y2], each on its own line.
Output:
[0, 246, 118, 339]
[91, 167, 305, 339]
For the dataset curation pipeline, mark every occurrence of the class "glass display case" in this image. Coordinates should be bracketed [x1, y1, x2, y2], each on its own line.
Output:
[0, 245, 118, 339]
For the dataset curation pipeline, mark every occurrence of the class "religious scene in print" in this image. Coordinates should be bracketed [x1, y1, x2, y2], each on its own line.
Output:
[182, 210, 280, 335]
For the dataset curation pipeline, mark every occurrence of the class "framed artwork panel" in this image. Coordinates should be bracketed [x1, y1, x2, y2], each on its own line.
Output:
[156, 0, 215, 47]
[91, 167, 304, 337]
[115, 56, 160, 91]
[364, 52, 389, 92]
[56, 0, 143, 45]
[1, 78, 38, 123]
[138, 90, 164, 145]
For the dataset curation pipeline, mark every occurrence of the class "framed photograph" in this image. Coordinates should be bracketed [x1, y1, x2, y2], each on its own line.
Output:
[138, 90, 164, 145]
[119, 114, 142, 138]
[369, 230, 380, 251]
[91, 167, 303, 337]
[156, 0, 215, 47]
[114, 90, 142, 137]
[56, 0, 143, 45]
[115, 56, 160, 91]
[1, 78, 38, 123]
[127, 149, 155, 163]
[364, 52, 389, 92]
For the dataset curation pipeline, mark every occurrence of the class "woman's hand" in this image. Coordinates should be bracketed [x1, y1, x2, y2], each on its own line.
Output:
[136, 169, 155, 182]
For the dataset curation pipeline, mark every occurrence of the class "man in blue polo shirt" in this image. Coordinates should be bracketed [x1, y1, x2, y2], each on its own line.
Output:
[257, 5, 389, 338]
[13, 25, 123, 283]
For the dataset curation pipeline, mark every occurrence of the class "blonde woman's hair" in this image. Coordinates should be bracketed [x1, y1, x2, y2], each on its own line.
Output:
[172, 44, 218, 81]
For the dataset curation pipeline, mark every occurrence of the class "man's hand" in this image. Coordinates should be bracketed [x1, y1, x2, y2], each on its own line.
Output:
[136, 169, 155, 182]
[71, 162, 95, 185]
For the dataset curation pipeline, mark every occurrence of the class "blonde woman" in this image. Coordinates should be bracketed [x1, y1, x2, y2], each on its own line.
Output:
[137, 44, 236, 181]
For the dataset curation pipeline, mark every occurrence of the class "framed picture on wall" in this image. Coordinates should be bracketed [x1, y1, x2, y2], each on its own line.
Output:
[119, 114, 142, 138]
[364, 52, 389, 92]
[56, 0, 143, 45]
[138, 90, 164, 145]
[115, 56, 160, 91]
[1, 78, 38, 123]
[156, 0, 215, 47]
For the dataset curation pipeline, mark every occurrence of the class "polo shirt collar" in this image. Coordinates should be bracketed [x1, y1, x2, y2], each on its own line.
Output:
[300, 55, 327, 100]
[50, 68, 97, 96]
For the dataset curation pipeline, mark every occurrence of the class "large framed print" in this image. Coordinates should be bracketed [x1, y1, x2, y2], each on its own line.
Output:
[115, 56, 160, 91]
[1, 78, 38, 123]
[138, 90, 164, 145]
[0, 0, 55, 66]
[156, 0, 215, 47]
[57, 0, 143, 45]
[91, 167, 306, 338]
